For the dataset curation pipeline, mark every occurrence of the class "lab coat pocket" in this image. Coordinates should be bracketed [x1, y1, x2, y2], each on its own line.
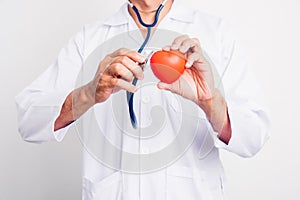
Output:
[166, 165, 211, 200]
[82, 172, 122, 200]
[203, 173, 227, 200]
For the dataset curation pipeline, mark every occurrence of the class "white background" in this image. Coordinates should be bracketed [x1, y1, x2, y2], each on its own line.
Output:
[1, 0, 299, 199]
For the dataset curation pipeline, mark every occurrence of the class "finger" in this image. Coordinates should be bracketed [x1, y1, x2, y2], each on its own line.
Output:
[113, 56, 144, 80]
[113, 78, 137, 93]
[186, 52, 210, 71]
[186, 52, 202, 68]
[110, 48, 130, 57]
[171, 35, 189, 50]
[191, 38, 201, 52]
[109, 63, 134, 82]
[162, 45, 171, 51]
[179, 38, 200, 54]
[157, 81, 183, 97]
[111, 48, 145, 63]
[125, 50, 146, 63]
[157, 82, 172, 91]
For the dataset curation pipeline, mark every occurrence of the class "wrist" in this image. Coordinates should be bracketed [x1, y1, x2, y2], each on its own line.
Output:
[76, 84, 96, 108]
[197, 89, 220, 118]
[198, 88, 232, 144]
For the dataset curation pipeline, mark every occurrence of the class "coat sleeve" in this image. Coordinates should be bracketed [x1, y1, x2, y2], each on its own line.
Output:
[212, 19, 271, 157]
[15, 27, 85, 143]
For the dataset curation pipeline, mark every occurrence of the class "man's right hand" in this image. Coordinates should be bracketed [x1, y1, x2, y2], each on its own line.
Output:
[54, 48, 145, 131]
[85, 48, 146, 104]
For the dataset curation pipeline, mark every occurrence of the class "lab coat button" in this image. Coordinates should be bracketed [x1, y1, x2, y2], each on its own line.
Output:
[142, 96, 150, 104]
[141, 148, 150, 154]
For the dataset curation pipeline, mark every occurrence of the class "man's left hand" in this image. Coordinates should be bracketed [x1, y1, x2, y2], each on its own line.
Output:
[158, 35, 232, 144]
[158, 35, 215, 109]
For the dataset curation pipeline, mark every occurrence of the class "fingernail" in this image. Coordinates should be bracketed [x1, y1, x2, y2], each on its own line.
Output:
[138, 74, 144, 80]
[157, 82, 168, 90]
[163, 47, 170, 51]
[171, 44, 179, 50]
[186, 61, 193, 67]
[157, 83, 163, 90]
[179, 46, 187, 53]
[163, 46, 170, 51]
[132, 87, 137, 93]
[139, 56, 146, 62]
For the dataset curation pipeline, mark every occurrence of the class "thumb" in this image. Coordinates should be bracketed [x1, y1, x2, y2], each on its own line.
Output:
[157, 82, 172, 91]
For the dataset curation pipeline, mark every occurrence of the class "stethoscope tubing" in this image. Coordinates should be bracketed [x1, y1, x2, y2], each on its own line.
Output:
[126, 0, 166, 128]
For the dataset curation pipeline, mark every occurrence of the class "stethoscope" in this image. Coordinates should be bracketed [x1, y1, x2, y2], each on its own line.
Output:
[126, 0, 167, 128]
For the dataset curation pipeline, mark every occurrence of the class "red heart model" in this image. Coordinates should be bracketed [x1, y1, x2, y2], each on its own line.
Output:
[150, 50, 186, 84]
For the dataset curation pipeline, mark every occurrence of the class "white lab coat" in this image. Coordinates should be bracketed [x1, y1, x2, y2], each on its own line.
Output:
[15, 1, 270, 199]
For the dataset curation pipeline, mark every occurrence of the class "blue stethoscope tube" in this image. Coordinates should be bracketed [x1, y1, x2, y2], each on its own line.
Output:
[127, 0, 167, 128]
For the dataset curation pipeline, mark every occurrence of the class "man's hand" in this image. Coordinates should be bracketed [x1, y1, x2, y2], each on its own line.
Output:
[158, 35, 215, 106]
[158, 35, 232, 144]
[54, 48, 145, 131]
[85, 48, 145, 104]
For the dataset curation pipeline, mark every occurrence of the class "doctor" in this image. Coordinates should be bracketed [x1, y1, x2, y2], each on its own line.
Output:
[15, 0, 270, 199]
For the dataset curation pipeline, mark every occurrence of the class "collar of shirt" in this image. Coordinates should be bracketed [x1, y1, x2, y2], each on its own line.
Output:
[103, 0, 195, 27]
